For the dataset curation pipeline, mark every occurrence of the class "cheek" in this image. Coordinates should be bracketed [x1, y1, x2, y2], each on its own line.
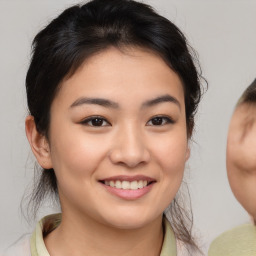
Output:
[152, 132, 188, 172]
[49, 130, 108, 180]
[49, 133, 110, 209]
[228, 160, 256, 214]
[231, 175, 256, 216]
[151, 132, 188, 197]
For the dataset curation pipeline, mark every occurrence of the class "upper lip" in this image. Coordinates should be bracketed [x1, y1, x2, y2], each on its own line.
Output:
[99, 175, 156, 182]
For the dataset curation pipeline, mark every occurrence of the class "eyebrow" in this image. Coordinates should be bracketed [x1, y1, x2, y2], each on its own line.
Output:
[70, 94, 181, 109]
[142, 94, 181, 110]
[70, 97, 119, 109]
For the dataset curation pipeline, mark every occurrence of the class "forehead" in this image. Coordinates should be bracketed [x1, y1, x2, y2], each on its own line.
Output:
[55, 47, 185, 109]
[232, 103, 256, 125]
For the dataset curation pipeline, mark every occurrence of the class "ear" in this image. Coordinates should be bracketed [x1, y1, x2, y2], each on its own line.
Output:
[25, 115, 53, 169]
[186, 121, 193, 161]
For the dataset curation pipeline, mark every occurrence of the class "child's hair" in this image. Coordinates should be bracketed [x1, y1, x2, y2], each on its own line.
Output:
[24, 0, 206, 252]
[237, 79, 256, 106]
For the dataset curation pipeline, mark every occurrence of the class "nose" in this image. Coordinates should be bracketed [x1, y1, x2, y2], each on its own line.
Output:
[109, 125, 150, 168]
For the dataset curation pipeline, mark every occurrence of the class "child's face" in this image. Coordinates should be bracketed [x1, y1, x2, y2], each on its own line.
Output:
[32, 47, 190, 229]
[227, 103, 256, 222]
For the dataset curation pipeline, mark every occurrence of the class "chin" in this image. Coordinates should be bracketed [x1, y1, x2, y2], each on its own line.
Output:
[101, 212, 161, 230]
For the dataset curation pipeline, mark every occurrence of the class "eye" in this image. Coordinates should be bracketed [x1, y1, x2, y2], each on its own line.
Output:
[146, 116, 174, 126]
[80, 116, 110, 127]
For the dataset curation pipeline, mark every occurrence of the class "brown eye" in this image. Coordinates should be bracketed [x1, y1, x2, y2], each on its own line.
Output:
[92, 118, 104, 126]
[152, 117, 164, 125]
[81, 116, 110, 127]
[147, 116, 174, 126]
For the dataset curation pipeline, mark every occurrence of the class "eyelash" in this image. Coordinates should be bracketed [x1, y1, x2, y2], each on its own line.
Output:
[80, 115, 174, 127]
[80, 116, 110, 127]
[146, 116, 174, 126]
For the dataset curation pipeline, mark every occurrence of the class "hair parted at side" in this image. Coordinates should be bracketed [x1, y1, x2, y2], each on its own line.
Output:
[25, 0, 206, 253]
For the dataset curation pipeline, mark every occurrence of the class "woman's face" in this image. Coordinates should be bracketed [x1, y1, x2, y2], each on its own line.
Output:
[227, 103, 256, 221]
[43, 47, 189, 229]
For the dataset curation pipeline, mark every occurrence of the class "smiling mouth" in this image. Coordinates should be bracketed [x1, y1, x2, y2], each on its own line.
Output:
[99, 180, 155, 190]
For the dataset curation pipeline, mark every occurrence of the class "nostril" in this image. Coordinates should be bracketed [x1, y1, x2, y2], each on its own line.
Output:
[109, 147, 150, 168]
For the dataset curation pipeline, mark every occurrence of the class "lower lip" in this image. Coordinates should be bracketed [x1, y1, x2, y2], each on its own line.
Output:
[101, 183, 154, 200]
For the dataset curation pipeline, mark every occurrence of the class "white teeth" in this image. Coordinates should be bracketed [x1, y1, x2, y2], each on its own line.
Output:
[130, 181, 138, 190]
[115, 180, 122, 189]
[122, 181, 130, 189]
[104, 180, 149, 190]
[138, 180, 143, 189]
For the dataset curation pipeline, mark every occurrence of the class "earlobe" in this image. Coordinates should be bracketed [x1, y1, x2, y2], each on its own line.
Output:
[25, 115, 53, 169]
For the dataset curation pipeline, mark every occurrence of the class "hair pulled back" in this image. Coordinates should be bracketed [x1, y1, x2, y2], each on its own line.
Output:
[26, 0, 205, 252]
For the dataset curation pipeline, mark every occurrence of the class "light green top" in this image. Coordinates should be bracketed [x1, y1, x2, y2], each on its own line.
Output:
[208, 224, 256, 256]
[30, 214, 177, 256]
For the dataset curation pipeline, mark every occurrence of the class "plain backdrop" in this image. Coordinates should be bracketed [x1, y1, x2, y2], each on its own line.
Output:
[0, 0, 256, 254]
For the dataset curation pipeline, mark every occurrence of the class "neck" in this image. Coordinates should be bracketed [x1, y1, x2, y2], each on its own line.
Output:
[44, 211, 164, 256]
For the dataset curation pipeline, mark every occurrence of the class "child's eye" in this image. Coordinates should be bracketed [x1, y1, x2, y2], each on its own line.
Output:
[81, 116, 110, 127]
[146, 116, 174, 126]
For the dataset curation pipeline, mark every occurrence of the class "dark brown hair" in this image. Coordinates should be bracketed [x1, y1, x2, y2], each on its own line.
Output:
[25, 0, 206, 253]
[237, 79, 256, 105]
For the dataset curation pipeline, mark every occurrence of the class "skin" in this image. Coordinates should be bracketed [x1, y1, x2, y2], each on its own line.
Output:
[227, 103, 256, 223]
[26, 47, 190, 256]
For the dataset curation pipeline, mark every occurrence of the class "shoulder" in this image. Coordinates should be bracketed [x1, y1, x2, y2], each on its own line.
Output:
[161, 218, 177, 256]
[1, 214, 61, 256]
[161, 218, 201, 256]
[208, 224, 256, 256]
[2, 234, 31, 256]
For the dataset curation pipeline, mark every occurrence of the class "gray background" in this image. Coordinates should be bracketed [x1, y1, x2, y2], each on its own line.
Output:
[1, 0, 256, 254]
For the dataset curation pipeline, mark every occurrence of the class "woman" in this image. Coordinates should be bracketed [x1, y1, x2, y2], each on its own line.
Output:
[208, 79, 256, 256]
[5, 0, 204, 255]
